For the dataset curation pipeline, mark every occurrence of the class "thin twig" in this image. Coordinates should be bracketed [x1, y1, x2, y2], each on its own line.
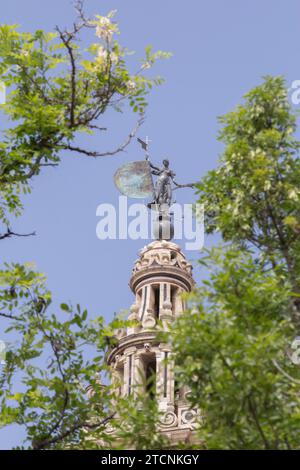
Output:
[272, 359, 300, 384]
[0, 228, 36, 240]
[33, 413, 115, 449]
[55, 26, 77, 127]
[0, 312, 22, 321]
[61, 115, 144, 157]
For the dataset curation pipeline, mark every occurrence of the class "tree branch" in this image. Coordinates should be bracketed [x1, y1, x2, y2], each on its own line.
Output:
[55, 26, 77, 127]
[272, 359, 300, 385]
[247, 394, 271, 449]
[61, 115, 144, 157]
[0, 228, 36, 240]
[33, 413, 115, 449]
[0, 312, 22, 321]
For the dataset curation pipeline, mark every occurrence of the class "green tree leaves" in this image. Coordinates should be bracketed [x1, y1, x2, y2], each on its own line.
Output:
[0, 6, 170, 228]
[171, 247, 300, 449]
[0, 4, 172, 450]
[169, 77, 300, 449]
[0, 262, 122, 449]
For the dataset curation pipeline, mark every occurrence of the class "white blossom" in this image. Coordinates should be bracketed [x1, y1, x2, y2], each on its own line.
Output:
[127, 80, 137, 92]
[97, 46, 107, 60]
[141, 61, 151, 70]
[95, 16, 114, 41]
[97, 46, 118, 66]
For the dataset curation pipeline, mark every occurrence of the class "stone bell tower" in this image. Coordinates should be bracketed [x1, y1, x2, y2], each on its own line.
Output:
[107, 239, 199, 445]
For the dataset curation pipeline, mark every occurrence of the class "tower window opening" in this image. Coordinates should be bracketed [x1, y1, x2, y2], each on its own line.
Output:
[152, 284, 160, 319]
[136, 289, 142, 308]
[145, 355, 156, 399]
[171, 285, 178, 315]
[128, 354, 133, 395]
[163, 351, 169, 398]
[140, 286, 148, 322]
[174, 375, 180, 401]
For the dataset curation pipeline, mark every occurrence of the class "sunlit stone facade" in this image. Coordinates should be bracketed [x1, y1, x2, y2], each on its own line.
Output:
[107, 240, 200, 445]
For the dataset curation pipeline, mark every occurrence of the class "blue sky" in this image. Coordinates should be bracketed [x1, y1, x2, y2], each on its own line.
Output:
[1, 0, 300, 449]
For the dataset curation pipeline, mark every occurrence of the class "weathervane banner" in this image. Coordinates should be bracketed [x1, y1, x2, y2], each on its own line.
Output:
[114, 161, 154, 199]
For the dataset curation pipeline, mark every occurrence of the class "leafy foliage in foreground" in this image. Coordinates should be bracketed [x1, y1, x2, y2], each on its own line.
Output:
[197, 77, 300, 307]
[0, 263, 169, 449]
[172, 248, 300, 449]
[170, 77, 300, 449]
[0, 3, 170, 229]
[0, 262, 116, 449]
[0, 4, 171, 449]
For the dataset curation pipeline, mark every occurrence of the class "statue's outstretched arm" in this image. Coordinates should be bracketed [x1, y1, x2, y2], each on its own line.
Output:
[147, 159, 160, 172]
[172, 177, 198, 190]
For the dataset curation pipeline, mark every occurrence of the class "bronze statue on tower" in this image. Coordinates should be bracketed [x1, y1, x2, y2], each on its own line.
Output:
[114, 136, 196, 240]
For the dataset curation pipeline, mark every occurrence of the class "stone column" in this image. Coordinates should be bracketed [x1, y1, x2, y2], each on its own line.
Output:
[174, 287, 185, 317]
[133, 351, 146, 397]
[142, 285, 157, 330]
[127, 303, 141, 335]
[111, 360, 125, 397]
[160, 283, 173, 328]
[139, 285, 149, 322]
[156, 347, 174, 412]
[123, 347, 136, 396]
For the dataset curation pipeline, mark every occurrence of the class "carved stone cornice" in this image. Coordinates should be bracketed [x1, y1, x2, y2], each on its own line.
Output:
[107, 331, 158, 365]
[132, 240, 193, 276]
[130, 265, 194, 293]
[129, 240, 194, 293]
